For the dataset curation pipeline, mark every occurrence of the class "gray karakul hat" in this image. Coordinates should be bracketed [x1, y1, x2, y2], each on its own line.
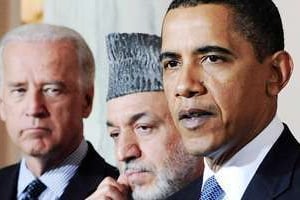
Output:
[105, 32, 163, 101]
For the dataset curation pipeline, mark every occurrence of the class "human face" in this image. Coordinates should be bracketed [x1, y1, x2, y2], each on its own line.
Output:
[161, 5, 277, 165]
[107, 92, 202, 199]
[0, 41, 93, 164]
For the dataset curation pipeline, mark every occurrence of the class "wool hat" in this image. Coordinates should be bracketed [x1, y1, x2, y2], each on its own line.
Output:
[105, 32, 163, 101]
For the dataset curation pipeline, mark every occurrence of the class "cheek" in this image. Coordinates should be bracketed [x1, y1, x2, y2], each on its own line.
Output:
[212, 81, 241, 111]
[209, 75, 260, 125]
[2, 107, 21, 135]
[47, 104, 80, 136]
[144, 138, 168, 166]
[163, 78, 178, 112]
[0, 100, 6, 121]
[51, 98, 82, 118]
[163, 78, 173, 99]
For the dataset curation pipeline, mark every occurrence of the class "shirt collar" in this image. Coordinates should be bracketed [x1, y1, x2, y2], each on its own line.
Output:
[202, 116, 283, 200]
[18, 139, 88, 198]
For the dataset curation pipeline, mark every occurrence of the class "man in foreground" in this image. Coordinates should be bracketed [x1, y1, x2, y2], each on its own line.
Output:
[0, 24, 118, 199]
[160, 0, 300, 199]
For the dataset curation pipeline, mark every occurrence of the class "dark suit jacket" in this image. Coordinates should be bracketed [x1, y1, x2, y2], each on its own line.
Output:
[167, 124, 300, 200]
[0, 142, 119, 200]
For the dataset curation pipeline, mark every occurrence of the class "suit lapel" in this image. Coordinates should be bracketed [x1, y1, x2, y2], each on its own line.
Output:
[242, 125, 300, 200]
[59, 142, 118, 199]
[0, 163, 20, 200]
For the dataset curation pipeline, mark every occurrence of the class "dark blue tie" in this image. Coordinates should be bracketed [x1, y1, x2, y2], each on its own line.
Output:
[21, 179, 47, 200]
[200, 176, 225, 200]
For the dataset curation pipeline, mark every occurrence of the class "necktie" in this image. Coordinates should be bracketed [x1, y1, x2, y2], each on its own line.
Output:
[21, 179, 47, 200]
[200, 176, 225, 200]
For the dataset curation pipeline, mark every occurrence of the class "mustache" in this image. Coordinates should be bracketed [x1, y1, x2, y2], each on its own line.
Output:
[120, 161, 156, 174]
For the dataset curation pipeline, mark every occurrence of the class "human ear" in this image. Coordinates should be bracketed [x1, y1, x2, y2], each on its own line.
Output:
[266, 51, 293, 96]
[82, 86, 94, 118]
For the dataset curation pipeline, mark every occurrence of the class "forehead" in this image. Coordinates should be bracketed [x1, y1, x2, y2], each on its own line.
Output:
[107, 92, 170, 122]
[162, 4, 237, 51]
[3, 39, 76, 54]
[2, 40, 80, 82]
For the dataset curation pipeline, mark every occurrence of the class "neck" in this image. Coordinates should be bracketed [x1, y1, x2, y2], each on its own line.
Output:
[24, 140, 83, 176]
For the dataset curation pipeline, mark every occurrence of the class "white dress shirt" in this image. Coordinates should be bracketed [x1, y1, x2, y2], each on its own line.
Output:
[17, 140, 88, 200]
[202, 116, 283, 200]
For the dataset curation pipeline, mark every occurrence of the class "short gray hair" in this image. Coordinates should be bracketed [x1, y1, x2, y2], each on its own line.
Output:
[0, 23, 95, 90]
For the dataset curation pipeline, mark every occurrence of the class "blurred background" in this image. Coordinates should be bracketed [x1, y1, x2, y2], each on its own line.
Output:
[0, 0, 299, 168]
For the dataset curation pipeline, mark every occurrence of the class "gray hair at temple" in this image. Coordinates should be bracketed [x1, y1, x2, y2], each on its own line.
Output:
[0, 23, 95, 91]
[105, 33, 162, 101]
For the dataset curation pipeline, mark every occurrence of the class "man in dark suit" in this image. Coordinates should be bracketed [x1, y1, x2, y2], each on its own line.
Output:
[0, 24, 118, 199]
[160, 0, 300, 199]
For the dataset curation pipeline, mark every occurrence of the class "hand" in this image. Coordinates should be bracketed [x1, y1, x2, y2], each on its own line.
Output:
[85, 175, 130, 200]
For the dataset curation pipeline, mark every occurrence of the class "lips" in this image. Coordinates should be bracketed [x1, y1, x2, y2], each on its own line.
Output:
[125, 168, 149, 176]
[124, 168, 152, 185]
[22, 127, 51, 135]
[178, 108, 214, 130]
[125, 170, 146, 177]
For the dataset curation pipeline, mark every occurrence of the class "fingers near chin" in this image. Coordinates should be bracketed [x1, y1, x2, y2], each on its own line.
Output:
[117, 174, 129, 185]
[104, 185, 128, 200]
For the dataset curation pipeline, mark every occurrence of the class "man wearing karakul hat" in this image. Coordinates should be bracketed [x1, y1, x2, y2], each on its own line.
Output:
[86, 33, 204, 200]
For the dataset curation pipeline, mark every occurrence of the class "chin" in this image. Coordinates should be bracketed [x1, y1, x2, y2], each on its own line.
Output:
[131, 174, 178, 200]
[183, 136, 209, 156]
[26, 148, 48, 157]
[23, 142, 51, 157]
[132, 185, 169, 200]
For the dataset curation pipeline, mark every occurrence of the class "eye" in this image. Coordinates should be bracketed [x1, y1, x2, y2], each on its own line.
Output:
[109, 131, 120, 140]
[43, 85, 62, 97]
[202, 55, 226, 64]
[162, 60, 180, 70]
[135, 124, 153, 135]
[10, 88, 26, 97]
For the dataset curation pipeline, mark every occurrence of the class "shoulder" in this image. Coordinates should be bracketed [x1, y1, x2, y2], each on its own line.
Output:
[60, 142, 118, 199]
[0, 163, 19, 196]
[243, 124, 300, 199]
[79, 141, 119, 178]
[0, 163, 20, 178]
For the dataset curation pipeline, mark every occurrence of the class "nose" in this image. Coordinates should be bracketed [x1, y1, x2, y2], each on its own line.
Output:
[25, 90, 49, 118]
[117, 131, 141, 163]
[175, 63, 207, 98]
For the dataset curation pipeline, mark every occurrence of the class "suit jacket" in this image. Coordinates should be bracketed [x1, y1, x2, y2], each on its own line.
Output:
[0, 142, 119, 200]
[167, 124, 300, 200]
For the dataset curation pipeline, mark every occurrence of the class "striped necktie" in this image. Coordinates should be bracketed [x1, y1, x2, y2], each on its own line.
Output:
[21, 179, 47, 200]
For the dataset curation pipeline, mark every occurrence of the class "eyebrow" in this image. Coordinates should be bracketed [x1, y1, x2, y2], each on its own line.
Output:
[7, 81, 66, 87]
[7, 82, 25, 87]
[194, 45, 234, 56]
[43, 81, 65, 87]
[106, 112, 149, 128]
[159, 52, 180, 62]
[159, 45, 235, 62]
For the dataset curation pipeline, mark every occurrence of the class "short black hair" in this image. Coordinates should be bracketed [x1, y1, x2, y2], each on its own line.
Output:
[165, 0, 284, 62]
